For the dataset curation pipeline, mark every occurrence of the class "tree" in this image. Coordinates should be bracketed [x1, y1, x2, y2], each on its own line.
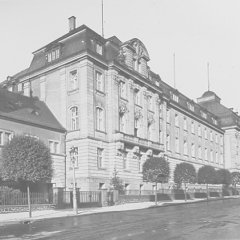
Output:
[231, 172, 240, 187]
[215, 169, 231, 185]
[1, 135, 53, 217]
[110, 168, 124, 194]
[198, 165, 216, 199]
[173, 162, 196, 201]
[142, 156, 170, 205]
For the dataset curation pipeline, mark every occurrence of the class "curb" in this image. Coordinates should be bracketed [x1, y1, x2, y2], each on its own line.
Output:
[1, 196, 239, 227]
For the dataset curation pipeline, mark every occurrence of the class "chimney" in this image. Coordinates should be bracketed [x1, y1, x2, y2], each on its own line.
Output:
[68, 16, 76, 32]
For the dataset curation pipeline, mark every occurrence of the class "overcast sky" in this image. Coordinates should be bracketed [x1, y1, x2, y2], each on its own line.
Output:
[1, 0, 240, 111]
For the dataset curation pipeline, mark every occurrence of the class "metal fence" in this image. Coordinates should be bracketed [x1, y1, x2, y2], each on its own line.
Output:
[0, 192, 52, 206]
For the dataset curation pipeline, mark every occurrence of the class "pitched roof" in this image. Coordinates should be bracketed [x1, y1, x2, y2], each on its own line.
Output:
[0, 88, 65, 132]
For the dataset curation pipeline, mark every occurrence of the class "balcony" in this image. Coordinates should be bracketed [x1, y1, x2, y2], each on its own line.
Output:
[114, 132, 164, 152]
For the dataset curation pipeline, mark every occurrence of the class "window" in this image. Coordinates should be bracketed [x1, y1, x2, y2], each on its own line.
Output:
[166, 109, 170, 123]
[187, 102, 194, 111]
[166, 134, 170, 151]
[201, 111, 207, 119]
[18, 82, 24, 92]
[212, 118, 217, 125]
[134, 90, 141, 105]
[215, 134, 219, 144]
[147, 124, 153, 140]
[183, 117, 187, 131]
[46, 49, 60, 62]
[97, 148, 104, 168]
[216, 151, 219, 163]
[4, 132, 12, 144]
[191, 121, 195, 134]
[119, 81, 127, 99]
[69, 70, 78, 91]
[198, 125, 201, 137]
[49, 141, 60, 154]
[96, 71, 104, 92]
[133, 58, 138, 71]
[184, 140, 188, 155]
[210, 150, 213, 162]
[119, 114, 127, 133]
[175, 137, 180, 153]
[159, 130, 163, 144]
[96, 43, 103, 55]
[204, 128, 207, 139]
[205, 148, 208, 161]
[220, 152, 223, 164]
[210, 131, 213, 141]
[191, 143, 195, 157]
[220, 135, 223, 145]
[96, 107, 104, 131]
[172, 93, 179, 102]
[134, 118, 140, 137]
[123, 152, 127, 169]
[148, 96, 153, 111]
[70, 107, 79, 130]
[159, 105, 163, 119]
[198, 146, 202, 159]
[175, 114, 179, 127]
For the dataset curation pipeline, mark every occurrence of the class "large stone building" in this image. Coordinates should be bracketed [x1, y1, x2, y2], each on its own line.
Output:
[1, 16, 239, 191]
[0, 87, 66, 189]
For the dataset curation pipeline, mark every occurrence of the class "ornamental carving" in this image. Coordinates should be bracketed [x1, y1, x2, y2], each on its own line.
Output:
[119, 101, 128, 115]
[147, 112, 155, 125]
[135, 109, 143, 120]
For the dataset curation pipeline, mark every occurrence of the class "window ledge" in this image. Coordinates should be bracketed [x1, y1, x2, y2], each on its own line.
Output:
[96, 90, 105, 96]
[96, 130, 106, 134]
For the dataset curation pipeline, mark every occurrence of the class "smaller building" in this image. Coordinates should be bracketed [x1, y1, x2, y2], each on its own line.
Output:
[0, 87, 66, 189]
[198, 91, 240, 172]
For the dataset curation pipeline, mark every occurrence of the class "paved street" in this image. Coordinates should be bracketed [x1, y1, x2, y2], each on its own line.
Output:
[1, 198, 240, 240]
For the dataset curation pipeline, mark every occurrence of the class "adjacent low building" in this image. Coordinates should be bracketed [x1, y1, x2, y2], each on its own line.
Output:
[1, 16, 239, 191]
[0, 87, 66, 189]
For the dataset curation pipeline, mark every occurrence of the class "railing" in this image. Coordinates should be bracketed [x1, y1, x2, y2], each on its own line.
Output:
[0, 192, 52, 206]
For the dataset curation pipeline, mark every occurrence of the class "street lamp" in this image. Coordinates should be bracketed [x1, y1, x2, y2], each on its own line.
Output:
[70, 146, 78, 215]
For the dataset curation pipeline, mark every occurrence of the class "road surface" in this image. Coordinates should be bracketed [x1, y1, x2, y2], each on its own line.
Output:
[1, 198, 240, 240]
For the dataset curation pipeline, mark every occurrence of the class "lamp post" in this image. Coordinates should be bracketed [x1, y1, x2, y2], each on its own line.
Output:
[70, 146, 78, 215]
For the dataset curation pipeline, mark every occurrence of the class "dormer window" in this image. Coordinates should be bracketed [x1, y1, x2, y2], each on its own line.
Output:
[201, 111, 207, 119]
[46, 48, 60, 63]
[96, 43, 103, 55]
[212, 117, 217, 125]
[172, 93, 179, 103]
[187, 102, 194, 112]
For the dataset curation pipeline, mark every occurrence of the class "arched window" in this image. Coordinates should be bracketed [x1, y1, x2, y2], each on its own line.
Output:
[96, 107, 104, 131]
[70, 107, 79, 130]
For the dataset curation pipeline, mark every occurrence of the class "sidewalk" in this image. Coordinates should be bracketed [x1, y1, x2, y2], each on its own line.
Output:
[0, 196, 239, 226]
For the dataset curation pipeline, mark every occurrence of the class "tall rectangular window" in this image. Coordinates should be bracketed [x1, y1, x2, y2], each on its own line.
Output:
[96, 107, 104, 131]
[119, 81, 127, 99]
[166, 134, 170, 151]
[0, 132, 3, 145]
[49, 140, 60, 154]
[198, 125, 201, 137]
[69, 70, 78, 91]
[70, 107, 79, 130]
[175, 114, 179, 127]
[198, 146, 202, 159]
[119, 114, 127, 133]
[191, 121, 195, 134]
[134, 90, 141, 105]
[183, 117, 187, 131]
[148, 96, 153, 111]
[166, 109, 170, 123]
[210, 150, 213, 162]
[134, 118, 140, 137]
[204, 128, 208, 139]
[205, 148, 208, 161]
[175, 137, 180, 153]
[96, 71, 104, 92]
[97, 148, 103, 168]
[4, 132, 12, 144]
[96, 43, 103, 55]
[210, 131, 213, 141]
[191, 143, 195, 157]
[184, 140, 188, 155]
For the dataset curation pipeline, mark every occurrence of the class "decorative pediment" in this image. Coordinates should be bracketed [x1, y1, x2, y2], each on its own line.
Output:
[131, 39, 150, 61]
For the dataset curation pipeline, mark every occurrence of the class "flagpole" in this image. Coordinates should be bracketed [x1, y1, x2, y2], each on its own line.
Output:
[101, 0, 104, 37]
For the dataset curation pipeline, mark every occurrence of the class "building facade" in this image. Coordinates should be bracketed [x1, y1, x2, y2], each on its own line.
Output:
[2, 16, 238, 191]
[0, 88, 66, 189]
